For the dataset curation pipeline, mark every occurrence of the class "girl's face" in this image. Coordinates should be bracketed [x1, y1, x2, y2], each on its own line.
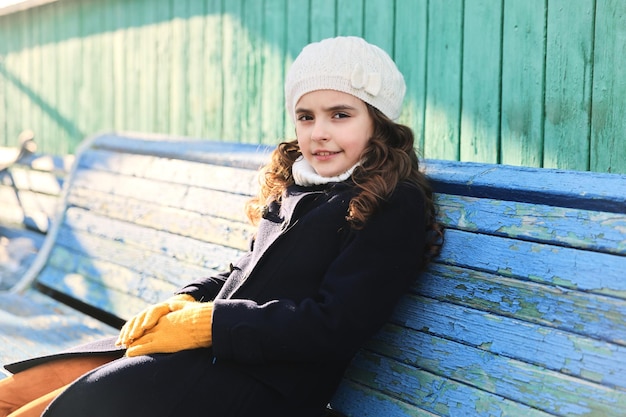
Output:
[295, 90, 373, 178]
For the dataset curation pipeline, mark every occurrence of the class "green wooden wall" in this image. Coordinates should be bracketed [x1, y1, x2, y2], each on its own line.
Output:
[0, 0, 624, 173]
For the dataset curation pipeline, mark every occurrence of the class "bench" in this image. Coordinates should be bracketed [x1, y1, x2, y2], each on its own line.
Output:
[0, 131, 72, 290]
[1, 131, 625, 416]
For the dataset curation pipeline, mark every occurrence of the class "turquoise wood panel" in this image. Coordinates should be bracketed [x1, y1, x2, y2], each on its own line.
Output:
[543, 0, 594, 170]
[500, 0, 546, 167]
[0, 0, 625, 174]
[284, 0, 310, 133]
[260, 0, 286, 145]
[364, 0, 394, 52]
[310, 0, 336, 40]
[591, 0, 626, 173]
[423, 0, 463, 161]
[336, 0, 364, 36]
[394, 0, 427, 153]
[461, 0, 502, 163]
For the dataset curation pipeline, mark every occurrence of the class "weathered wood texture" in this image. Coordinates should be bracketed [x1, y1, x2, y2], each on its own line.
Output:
[1, 132, 625, 417]
[0, 132, 270, 372]
[0, 149, 71, 289]
[330, 162, 626, 416]
[1, 0, 625, 173]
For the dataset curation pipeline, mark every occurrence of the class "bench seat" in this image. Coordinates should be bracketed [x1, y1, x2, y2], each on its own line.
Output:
[0, 289, 117, 368]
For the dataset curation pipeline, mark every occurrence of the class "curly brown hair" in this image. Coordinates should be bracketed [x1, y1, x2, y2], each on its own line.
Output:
[245, 104, 443, 263]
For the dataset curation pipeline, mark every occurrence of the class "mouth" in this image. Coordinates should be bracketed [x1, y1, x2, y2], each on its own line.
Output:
[313, 151, 340, 157]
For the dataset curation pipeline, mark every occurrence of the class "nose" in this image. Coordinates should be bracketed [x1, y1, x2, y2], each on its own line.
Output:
[310, 120, 329, 142]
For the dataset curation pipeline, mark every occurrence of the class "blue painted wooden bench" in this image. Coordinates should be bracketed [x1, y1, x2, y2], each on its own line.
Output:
[0, 132, 72, 290]
[1, 132, 625, 417]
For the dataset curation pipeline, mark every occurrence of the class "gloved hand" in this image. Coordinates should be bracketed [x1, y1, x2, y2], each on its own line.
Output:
[116, 294, 196, 347]
[125, 302, 214, 357]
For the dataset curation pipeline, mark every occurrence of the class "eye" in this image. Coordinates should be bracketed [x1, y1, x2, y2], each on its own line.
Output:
[296, 113, 313, 122]
[332, 112, 350, 119]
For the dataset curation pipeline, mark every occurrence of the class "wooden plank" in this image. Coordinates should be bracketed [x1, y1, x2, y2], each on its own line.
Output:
[0, 226, 41, 290]
[0, 19, 6, 145]
[310, 0, 336, 40]
[260, 0, 286, 146]
[69, 170, 251, 224]
[7, 166, 63, 195]
[17, 11, 34, 148]
[76, 147, 262, 195]
[0, 225, 45, 245]
[363, 0, 394, 52]
[41, 238, 227, 317]
[202, 0, 224, 140]
[241, 0, 263, 144]
[185, 0, 205, 138]
[17, 152, 73, 174]
[89, 133, 272, 170]
[336, 0, 363, 36]
[0, 289, 117, 366]
[439, 229, 626, 298]
[0, 189, 56, 231]
[1, 18, 22, 146]
[410, 269, 626, 383]
[435, 194, 626, 254]
[460, 0, 502, 163]
[170, 0, 188, 135]
[153, 0, 172, 134]
[66, 189, 253, 251]
[68, 161, 254, 215]
[284, 0, 311, 132]
[331, 380, 439, 417]
[342, 351, 555, 417]
[500, 0, 547, 167]
[423, 0, 463, 160]
[425, 159, 626, 213]
[93, 0, 115, 134]
[44, 244, 187, 305]
[591, 0, 626, 174]
[37, 265, 160, 320]
[221, 0, 244, 143]
[28, 9, 43, 147]
[61, 207, 244, 272]
[394, 0, 427, 150]
[363, 324, 626, 416]
[543, 0, 594, 171]
[55, 0, 82, 153]
[39, 3, 60, 153]
[134, 0, 159, 133]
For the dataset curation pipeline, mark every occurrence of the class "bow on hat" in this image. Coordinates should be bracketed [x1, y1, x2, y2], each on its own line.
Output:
[351, 63, 382, 96]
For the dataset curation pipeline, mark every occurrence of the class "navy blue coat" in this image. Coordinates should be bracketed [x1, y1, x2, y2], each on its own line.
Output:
[32, 180, 427, 416]
[178, 181, 427, 403]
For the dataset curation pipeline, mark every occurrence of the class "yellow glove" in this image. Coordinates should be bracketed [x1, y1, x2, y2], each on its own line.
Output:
[125, 302, 214, 357]
[116, 294, 196, 347]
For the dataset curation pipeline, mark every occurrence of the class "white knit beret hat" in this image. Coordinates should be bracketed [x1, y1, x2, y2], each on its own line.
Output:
[285, 36, 406, 122]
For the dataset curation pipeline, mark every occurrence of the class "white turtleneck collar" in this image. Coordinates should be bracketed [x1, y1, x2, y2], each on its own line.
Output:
[292, 156, 359, 186]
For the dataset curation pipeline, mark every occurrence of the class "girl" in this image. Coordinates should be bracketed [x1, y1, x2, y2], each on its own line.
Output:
[0, 36, 441, 417]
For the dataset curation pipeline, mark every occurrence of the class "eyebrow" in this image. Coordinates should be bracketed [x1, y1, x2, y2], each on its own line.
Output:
[295, 104, 358, 114]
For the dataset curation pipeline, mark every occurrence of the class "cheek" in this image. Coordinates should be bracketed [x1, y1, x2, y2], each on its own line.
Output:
[296, 134, 307, 151]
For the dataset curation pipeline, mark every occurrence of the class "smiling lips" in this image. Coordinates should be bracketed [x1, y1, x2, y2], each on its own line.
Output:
[313, 150, 341, 160]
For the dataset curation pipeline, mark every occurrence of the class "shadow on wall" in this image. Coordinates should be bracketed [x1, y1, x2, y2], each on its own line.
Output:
[0, 60, 84, 143]
[0, 1, 307, 153]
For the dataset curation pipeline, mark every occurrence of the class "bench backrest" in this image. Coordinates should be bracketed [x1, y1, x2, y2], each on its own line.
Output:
[1, 147, 72, 288]
[18, 132, 626, 416]
[331, 161, 626, 416]
[13, 133, 269, 324]
[0, 150, 71, 234]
